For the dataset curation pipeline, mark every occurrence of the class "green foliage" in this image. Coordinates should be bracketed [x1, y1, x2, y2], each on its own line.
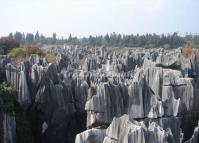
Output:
[25, 45, 46, 57]
[0, 45, 7, 54]
[145, 44, 156, 49]
[4, 31, 199, 48]
[0, 83, 15, 114]
[9, 45, 46, 59]
[14, 32, 24, 44]
[162, 44, 172, 49]
[45, 54, 58, 63]
[8, 45, 59, 64]
[193, 45, 199, 49]
[0, 83, 34, 143]
[64, 32, 187, 48]
[9, 48, 26, 58]
[26, 33, 34, 44]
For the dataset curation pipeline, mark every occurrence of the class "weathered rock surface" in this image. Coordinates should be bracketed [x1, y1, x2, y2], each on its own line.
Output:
[185, 122, 199, 143]
[3, 114, 16, 143]
[0, 47, 199, 143]
[75, 128, 106, 143]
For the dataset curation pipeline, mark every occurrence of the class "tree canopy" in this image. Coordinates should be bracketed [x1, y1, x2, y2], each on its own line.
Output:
[0, 37, 19, 54]
[2, 32, 199, 49]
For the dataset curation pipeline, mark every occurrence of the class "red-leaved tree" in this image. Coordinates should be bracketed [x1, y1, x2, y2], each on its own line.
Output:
[0, 37, 19, 54]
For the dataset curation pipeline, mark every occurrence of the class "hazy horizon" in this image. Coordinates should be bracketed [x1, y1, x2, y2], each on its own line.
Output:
[0, 0, 199, 38]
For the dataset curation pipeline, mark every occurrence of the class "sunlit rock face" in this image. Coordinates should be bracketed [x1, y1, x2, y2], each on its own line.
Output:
[1, 47, 199, 143]
[104, 115, 176, 143]
[79, 48, 199, 143]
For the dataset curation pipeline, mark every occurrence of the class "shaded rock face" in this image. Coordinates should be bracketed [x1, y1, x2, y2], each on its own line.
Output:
[0, 96, 16, 143]
[29, 64, 88, 143]
[0, 54, 89, 143]
[185, 122, 199, 143]
[0, 56, 11, 82]
[85, 82, 128, 127]
[0, 47, 199, 143]
[0, 96, 3, 143]
[3, 114, 16, 143]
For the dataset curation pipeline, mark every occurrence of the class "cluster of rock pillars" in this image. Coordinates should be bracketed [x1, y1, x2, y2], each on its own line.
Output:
[0, 46, 199, 143]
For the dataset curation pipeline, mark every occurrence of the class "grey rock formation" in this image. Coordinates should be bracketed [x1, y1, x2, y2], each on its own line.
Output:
[0, 55, 11, 82]
[0, 96, 3, 143]
[85, 82, 128, 127]
[1, 47, 199, 143]
[185, 122, 199, 143]
[75, 115, 177, 143]
[3, 114, 16, 143]
[75, 128, 106, 143]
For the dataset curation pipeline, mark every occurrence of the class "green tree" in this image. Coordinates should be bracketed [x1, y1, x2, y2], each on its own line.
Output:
[52, 33, 57, 44]
[26, 33, 34, 44]
[14, 32, 23, 45]
[34, 31, 40, 43]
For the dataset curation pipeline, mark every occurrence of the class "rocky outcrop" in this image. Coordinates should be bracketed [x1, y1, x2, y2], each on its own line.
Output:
[0, 47, 199, 143]
[3, 114, 16, 143]
[185, 122, 199, 143]
[85, 82, 128, 127]
[75, 115, 177, 143]
[78, 48, 199, 143]
[75, 128, 106, 143]
[0, 56, 11, 82]
[104, 115, 175, 143]
[0, 96, 3, 143]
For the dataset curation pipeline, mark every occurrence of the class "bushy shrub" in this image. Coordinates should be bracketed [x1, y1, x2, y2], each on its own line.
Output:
[0, 37, 19, 54]
[9, 48, 26, 58]
[0, 83, 15, 114]
[26, 45, 46, 57]
[8, 45, 58, 64]
[181, 48, 195, 58]
[181, 47, 199, 63]
[9, 45, 47, 64]
[45, 54, 57, 63]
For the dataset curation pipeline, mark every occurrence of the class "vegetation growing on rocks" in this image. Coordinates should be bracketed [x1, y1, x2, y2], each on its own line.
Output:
[0, 83, 15, 114]
[9, 45, 58, 64]
[0, 83, 34, 143]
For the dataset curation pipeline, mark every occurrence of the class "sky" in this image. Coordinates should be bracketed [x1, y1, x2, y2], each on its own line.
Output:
[0, 0, 199, 38]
